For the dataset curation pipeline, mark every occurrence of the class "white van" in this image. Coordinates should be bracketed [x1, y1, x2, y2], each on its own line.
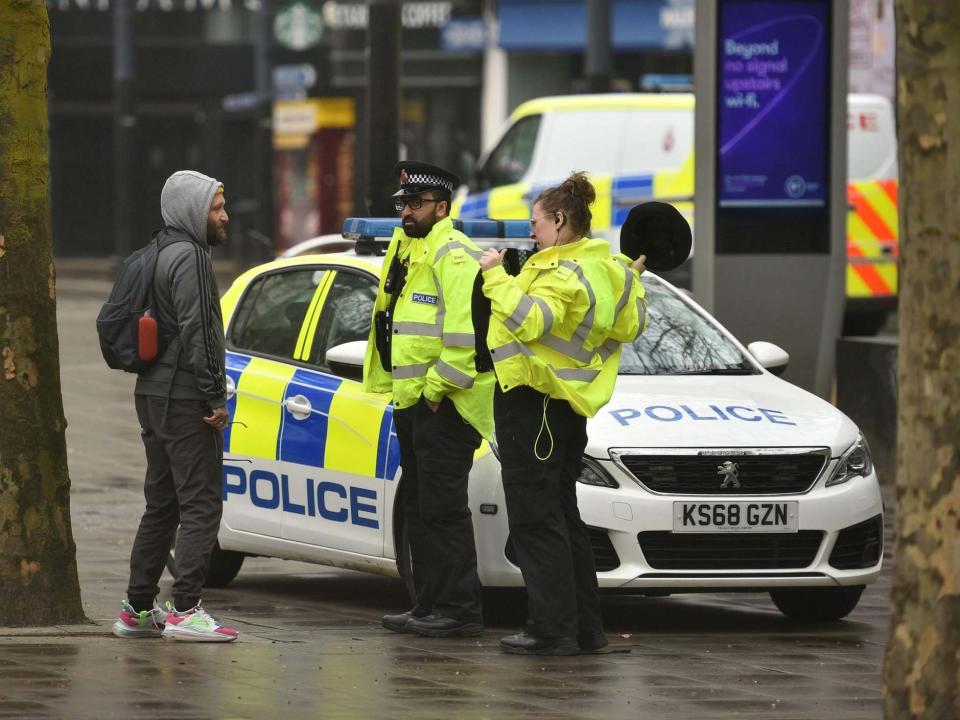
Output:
[453, 93, 899, 334]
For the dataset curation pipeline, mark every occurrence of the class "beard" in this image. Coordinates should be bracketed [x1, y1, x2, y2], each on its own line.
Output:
[207, 226, 228, 247]
[401, 214, 436, 239]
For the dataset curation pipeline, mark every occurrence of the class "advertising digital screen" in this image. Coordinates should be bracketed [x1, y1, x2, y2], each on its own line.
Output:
[717, 0, 830, 208]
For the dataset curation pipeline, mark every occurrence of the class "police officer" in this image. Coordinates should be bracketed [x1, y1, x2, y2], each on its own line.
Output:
[478, 172, 647, 655]
[363, 161, 494, 638]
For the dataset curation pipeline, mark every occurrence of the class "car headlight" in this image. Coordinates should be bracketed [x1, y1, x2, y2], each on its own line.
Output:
[825, 434, 874, 487]
[578, 457, 619, 488]
[490, 443, 619, 489]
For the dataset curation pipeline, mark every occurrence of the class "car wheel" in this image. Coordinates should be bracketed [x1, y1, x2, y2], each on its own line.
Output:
[396, 516, 416, 605]
[770, 586, 865, 621]
[164, 534, 245, 589]
[205, 542, 245, 588]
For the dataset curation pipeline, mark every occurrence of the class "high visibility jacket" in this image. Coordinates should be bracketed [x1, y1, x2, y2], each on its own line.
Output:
[363, 216, 495, 440]
[482, 237, 646, 418]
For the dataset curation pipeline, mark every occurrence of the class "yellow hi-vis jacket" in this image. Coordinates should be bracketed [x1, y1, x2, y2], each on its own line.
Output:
[481, 237, 646, 418]
[363, 215, 495, 440]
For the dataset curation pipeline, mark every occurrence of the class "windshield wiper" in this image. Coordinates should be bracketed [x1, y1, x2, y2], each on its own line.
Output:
[671, 367, 758, 375]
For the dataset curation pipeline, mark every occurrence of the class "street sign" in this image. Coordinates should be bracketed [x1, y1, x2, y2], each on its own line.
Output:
[274, 2, 324, 51]
[222, 91, 262, 113]
[441, 17, 486, 51]
[273, 63, 318, 91]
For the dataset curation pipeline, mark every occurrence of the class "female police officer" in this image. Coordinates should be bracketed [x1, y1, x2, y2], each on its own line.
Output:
[478, 172, 647, 655]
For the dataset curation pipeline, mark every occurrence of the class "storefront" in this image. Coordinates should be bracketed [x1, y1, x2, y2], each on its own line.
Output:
[495, 0, 694, 110]
[47, 0, 485, 256]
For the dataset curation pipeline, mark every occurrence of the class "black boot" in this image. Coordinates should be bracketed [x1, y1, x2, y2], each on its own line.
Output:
[500, 632, 578, 656]
[406, 613, 484, 638]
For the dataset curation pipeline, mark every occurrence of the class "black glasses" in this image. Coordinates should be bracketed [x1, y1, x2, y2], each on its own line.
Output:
[394, 196, 441, 213]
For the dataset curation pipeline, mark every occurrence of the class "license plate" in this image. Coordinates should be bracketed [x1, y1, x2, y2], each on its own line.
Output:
[673, 501, 799, 533]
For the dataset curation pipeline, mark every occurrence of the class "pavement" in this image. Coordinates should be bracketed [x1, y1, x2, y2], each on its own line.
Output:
[0, 265, 893, 719]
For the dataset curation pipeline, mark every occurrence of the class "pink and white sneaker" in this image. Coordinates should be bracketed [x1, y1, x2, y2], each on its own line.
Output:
[161, 602, 238, 642]
[112, 599, 166, 638]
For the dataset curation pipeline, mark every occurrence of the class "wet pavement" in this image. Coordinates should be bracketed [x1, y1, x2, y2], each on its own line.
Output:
[0, 270, 891, 719]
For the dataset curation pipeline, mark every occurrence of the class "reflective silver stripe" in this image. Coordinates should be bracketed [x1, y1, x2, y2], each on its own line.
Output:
[538, 334, 596, 363]
[393, 321, 442, 337]
[554, 367, 600, 382]
[532, 296, 555, 334]
[505, 294, 534, 332]
[598, 338, 620, 362]
[558, 259, 597, 348]
[634, 297, 647, 339]
[435, 240, 482, 262]
[443, 332, 475, 347]
[392, 362, 433, 380]
[614, 267, 634, 318]
[490, 340, 534, 360]
[435, 359, 474, 388]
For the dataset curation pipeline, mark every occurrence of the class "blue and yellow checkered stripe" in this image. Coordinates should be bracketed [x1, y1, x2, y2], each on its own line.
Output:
[225, 351, 400, 480]
[455, 173, 657, 232]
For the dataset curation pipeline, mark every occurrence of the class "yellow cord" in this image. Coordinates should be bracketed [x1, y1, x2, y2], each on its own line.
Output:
[534, 393, 555, 461]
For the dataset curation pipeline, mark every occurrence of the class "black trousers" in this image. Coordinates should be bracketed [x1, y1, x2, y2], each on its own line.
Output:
[494, 385, 604, 640]
[393, 396, 483, 624]
[127, 395, 224, 610]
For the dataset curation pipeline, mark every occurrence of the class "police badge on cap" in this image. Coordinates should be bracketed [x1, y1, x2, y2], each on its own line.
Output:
[392, 161, 461, 197]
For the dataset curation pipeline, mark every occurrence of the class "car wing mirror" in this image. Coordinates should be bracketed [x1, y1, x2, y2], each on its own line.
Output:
[326, 340, 367, 381]
[747, 341, 789, 376]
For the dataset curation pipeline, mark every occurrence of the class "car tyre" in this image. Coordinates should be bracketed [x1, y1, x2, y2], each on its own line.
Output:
[205, 542, 245, 588]
[164, 535, 245, 589]
[770, 586, 865, 622]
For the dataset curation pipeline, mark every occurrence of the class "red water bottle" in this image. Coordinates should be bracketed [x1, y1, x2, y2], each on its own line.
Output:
[138, 312, 159, 361]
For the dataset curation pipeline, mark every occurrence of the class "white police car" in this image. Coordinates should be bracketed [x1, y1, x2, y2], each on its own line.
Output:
[207, 219, 882, 622]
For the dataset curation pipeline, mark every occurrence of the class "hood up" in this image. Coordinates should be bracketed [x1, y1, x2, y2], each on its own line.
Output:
[160, 170, 222, 246]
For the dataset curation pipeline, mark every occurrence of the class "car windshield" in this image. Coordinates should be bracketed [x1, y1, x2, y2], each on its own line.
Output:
[619, 276, 756, 376]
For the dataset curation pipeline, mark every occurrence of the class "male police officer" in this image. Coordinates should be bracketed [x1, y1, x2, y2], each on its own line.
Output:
[363, 161, 494, 637]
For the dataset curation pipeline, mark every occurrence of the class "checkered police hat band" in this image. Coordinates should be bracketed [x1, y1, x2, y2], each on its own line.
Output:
[404, 172, 454, 192]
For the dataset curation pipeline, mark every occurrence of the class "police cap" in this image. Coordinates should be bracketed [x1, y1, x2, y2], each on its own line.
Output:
[620, 201, 692, 272]
[392, 161, 460, 198]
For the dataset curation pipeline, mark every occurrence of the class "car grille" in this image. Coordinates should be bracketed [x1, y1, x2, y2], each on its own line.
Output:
[617, 453, 828, 495]
[829, 515, 883, 569]
[637, 531, 825, 570]
[505, 526, 621, 572]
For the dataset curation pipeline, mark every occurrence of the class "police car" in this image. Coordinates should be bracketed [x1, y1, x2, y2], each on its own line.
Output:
[208, 219, 882, 622]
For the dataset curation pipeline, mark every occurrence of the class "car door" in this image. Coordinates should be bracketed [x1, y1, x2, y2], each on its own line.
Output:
[458, 113, 542, 221]
[278, 266, 399, 557]
[221, 266, 331, 538]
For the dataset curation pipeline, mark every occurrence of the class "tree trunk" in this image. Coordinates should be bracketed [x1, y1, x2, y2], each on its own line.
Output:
[0, 0, 85, 625]
[884, 1, 960, 717]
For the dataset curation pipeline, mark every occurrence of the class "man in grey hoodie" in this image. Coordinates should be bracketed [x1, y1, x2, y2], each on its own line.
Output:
[112, 170, 238, 642]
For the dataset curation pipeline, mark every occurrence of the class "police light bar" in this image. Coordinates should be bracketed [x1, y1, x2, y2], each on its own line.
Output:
[342, 217, 533, 251]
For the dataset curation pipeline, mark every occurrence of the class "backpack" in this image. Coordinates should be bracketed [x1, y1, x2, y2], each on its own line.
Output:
[96, 233, 188, 373]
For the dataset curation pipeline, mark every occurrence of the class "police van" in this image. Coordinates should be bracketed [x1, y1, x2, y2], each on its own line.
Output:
[453, 93, 899, 334]
[203, 218, 883, 622]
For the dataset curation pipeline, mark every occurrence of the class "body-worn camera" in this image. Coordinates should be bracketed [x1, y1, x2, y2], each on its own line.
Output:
[375, 255, 409, 368]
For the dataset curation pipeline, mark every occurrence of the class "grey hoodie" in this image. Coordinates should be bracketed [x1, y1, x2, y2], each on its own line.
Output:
[135, 170, 227, 409]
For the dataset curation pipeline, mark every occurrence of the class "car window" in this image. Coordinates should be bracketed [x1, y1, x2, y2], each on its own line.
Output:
[229, 268, 327, 360]
[309, 269, 378, 369]
[619, 276, 754, 375]
[482, 114, 542, 188]
[535, 110, 627, 181]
